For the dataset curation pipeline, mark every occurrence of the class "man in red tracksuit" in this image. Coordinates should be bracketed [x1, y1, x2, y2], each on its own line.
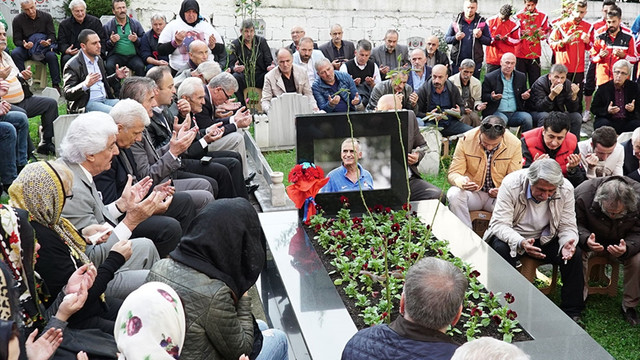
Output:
[590, 8, 637, 88]
[515, 0, 550, 87]
[486, 4, 520, 74]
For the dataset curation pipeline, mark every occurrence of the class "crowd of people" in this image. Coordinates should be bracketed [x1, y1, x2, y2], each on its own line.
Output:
[2, 0, 640, 358]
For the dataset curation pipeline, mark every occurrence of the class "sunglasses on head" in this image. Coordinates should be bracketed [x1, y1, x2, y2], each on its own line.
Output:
[481, 123, 505, 131]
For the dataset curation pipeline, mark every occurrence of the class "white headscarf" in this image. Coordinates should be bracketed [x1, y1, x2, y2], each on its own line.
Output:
[114, 282, 186, 360]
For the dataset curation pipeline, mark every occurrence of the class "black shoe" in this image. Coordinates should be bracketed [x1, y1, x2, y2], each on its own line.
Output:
[570, 315, 585, 328]
[52, 84, 62, 96]
[246, 184, 259, 195]
[36, 143, 55, 156]
[245, 172, 256, 185]
[622, 307, 639, 326]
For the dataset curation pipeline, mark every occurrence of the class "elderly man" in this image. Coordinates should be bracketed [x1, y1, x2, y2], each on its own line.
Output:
[340, 39, 381, 108]
[140, 13, 170, 71]
[103, 0, 145, 75]
[530, 64, 582, 139]
[424, 35, 450, 72]
[156, 0, 226, 72]
[376, 94, 443, 201]
[0, 23, 58, 156]
[261, 48, 317, 113]
[367, 71, 417, 112]
[94, 100, 198, 258]
[485, 4, 521, 74]
[342, 257, 466, 359]
[515, 0, 550, 87]
[578, 126, 623, 179]
[549, 0, 591, 114]
[449, 58, 484, 127]
[452, 337, 529, 360]
[294, 37, 327, 85]
[10, 0, 60, 92]
[288, 26, 316, 53]
[482, 53, 532, 132]
[319, 24, 355, 70]
[591, 59, 640, 134]
[447, 115, 522, 228]
[63, 29, 128, 114]
[60, 112, 161, 298]
[229, 19, 275, 106]
[371, 30, 409, 79]
[322, 138, 373, 193]
[416, 64, 471, 136]
[312, 59, 362, 113]
[622, 127, 640, 179]
[575, 177, 640, 325]
[521, 112, 586, 187]
[57, 0, 106, 71]
[485, 159, 584, 321]
[173, 40, 214, 87]
[407, 48, 431, 92]
[0, 80, 29, 194]
[445, 0, 492, 77]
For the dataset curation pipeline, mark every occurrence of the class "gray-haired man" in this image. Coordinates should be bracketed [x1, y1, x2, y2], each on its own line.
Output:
[485, 158, 584, 321]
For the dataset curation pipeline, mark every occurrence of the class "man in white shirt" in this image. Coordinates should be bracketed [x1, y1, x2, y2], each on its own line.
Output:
[293, 37, 327, 85]
[578, 126, 624, 179]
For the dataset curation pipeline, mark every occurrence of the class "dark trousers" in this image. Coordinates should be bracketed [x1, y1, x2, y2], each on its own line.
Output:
[105, 53, 145, 76]
[132, 191, 195, 257]
[409, 176, 444, 204]
[210, 150, 248, 199]
[594, 117, 640, 135]
[516, 57, 541, 87]
[584, 61, 597, 97]
[179, 159, 237, 199]
[11, 47, 61, 86]
[10, 95, 58, 143]
[61, 53, 74, 73]
[489, 236, 585, 317]
[425, 119, 473, 137]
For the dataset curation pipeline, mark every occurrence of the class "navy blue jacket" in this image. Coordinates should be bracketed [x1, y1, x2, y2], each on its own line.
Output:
[341, 316, 459, 360]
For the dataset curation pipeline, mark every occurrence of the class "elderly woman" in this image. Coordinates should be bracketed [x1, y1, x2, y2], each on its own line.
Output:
[114, 282, 185, 359]
[157, 0, 227, 72]
[147, 198, 288, 360]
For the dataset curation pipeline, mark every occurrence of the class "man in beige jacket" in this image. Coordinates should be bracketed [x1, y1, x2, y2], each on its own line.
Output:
[261, 48, 317, 113]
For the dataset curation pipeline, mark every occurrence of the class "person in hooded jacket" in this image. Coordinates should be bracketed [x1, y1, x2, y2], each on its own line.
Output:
[157, 0, 227, 73]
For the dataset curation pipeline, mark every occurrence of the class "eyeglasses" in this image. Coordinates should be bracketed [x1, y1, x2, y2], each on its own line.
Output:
[481, 123, 505, 132]
[219, 87, 231, 100]
[613, 70, 629, 76]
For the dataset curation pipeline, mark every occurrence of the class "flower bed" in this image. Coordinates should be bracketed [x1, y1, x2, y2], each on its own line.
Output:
[308, 199, 530, 343]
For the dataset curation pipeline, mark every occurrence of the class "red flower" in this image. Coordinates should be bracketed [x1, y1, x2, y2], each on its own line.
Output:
[340, 195, 349, 206]
[381, 312, 389, 320]
[384, 207, 392, 214]
[470, 307, 482, 317]
[372, 291, 379, 298]
[373, 205, 384, 213]
[391, 223, 400, 232]
[402, 203, 411, 211]
[345, 250, 353, 257]
[492, 315, 502, 324]
[362, 262, 368, 270]
[410, 252, 419, 259]
[506, 309, 517, 320]
[9, 233, 18, 244]
[504, 293, 515, 304]
[352, 217, 362, 224]
[468, 270, 480, 279]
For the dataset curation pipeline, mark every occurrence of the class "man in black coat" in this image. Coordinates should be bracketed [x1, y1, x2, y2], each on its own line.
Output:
[529, 63, 582, 139]
[57, 0, 106, 71]
[481, 53, 532, 132]
[591, 59, 640, 135]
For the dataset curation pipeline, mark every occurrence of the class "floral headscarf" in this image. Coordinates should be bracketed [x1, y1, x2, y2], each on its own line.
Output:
[9, 162, 90, 263]
[115, 282, 186, 360]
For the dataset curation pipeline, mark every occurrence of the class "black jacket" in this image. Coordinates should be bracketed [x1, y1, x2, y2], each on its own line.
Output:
[482, 68, 529, 116]
[62, 52, 120, 113]
[228, 35, 273, 88]
[57, 15, 106, 57]
[591, 80, 640, 122]
[416, 79, 465, 118]
[622, 139, 639, 176]
[529, 75, 580, 113]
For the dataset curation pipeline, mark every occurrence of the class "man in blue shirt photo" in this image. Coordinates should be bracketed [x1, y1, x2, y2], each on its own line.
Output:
[322, 138, 374, 192]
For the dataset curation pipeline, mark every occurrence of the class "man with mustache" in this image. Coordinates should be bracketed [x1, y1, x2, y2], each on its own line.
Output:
[590, 8, 637, 89]
[103, 0, 145, 76]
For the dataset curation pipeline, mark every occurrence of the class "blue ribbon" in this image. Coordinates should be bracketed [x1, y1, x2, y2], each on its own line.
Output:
[302, 196, 316, 222]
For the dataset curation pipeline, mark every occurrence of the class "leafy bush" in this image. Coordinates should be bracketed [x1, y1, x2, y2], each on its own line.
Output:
[62, 0, 130, 18]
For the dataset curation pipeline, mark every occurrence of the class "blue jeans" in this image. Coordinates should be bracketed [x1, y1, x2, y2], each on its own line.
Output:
[493, 111, 533, 132]
[0, 111, 29, 185]
[86, 98, 119, 113]
[256, 320, 288, 360]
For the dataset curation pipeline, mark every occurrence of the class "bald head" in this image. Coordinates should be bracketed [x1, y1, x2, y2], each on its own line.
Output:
[500, 52, 517, 77]
[431, 64, 448, 89]
[376, 94, 403, 111]
[276, 47, 294, 75]
[426, 35, 439, 55]
[189, 40, 209, 66]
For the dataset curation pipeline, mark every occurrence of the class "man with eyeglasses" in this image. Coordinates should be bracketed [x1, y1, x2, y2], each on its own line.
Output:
[447, 115, 522, 228]
[574, 176, 640, 325]
[287, 26, 317, 54]
[319, 24, 355, 70]
[424, 35, 450, 73]
[591, 59, 640, 134]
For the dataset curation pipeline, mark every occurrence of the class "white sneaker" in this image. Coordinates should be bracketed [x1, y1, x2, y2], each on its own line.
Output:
[582, 110, 591, 123]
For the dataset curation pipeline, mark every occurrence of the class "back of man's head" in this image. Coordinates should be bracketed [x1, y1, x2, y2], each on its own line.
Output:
[196, 61, 222, 83]
[594, 178, 639, 218]
[146, 65, 171, 86]
[403, 257, 467, 331]
[375, 94, 403, 111]
[451, 337, 530, 360]
[356, 39, 372, 52]
[543, 111, 571, 134]
[207, 72, 239, 93]
[177, 77, 203, 99]
[591, 126, 617, 148]
[527, 158, 564, 187]
[480, 115, 506, 140]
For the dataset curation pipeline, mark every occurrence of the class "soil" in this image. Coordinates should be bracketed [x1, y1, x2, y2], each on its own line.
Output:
[305, 226, 532, 344]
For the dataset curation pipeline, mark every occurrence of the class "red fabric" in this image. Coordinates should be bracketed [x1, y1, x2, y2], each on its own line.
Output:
[550, 19, 593, 72]
[591, 32, 637, 86]
[522, 127, 578, 175]
[515, 8, 550, 59]
[286, 164, 329, 210]
[486, 16, 521, 65]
